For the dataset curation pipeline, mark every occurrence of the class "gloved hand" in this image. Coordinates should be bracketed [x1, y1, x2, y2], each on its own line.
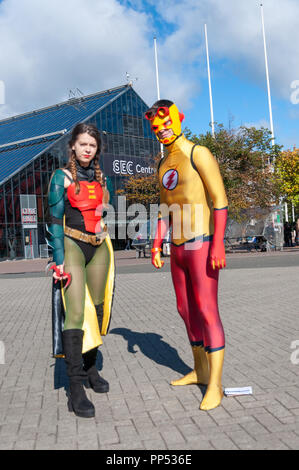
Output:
[50, 264, 72, 288]
[210, 208, 228, 270]
[151, 218, 169, 269]
[151, 248, 164, 269]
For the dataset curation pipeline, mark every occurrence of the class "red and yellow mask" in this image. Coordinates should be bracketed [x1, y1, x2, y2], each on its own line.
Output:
[145, 100, 184, 145]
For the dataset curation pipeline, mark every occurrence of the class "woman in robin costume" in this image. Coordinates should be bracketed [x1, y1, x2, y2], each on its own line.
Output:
[147, 100, 228, 411]
[47, 123, 114, 418]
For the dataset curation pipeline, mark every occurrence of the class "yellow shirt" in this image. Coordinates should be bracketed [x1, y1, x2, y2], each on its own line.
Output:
[158, 135, 228, 245]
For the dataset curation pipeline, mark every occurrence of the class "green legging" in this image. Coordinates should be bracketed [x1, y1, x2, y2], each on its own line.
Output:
[63, 236, 110, 330]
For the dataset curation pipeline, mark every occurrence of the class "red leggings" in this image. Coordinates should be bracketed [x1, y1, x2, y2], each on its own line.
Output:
[170, 240, 225, 352]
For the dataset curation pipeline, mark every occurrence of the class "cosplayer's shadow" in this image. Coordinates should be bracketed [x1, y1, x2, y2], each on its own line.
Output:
[53, 350, 104, 390]
[110, 328, 192, 377]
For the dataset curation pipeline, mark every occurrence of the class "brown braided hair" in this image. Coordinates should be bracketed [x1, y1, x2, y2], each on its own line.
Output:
[66, 123, 105, 194]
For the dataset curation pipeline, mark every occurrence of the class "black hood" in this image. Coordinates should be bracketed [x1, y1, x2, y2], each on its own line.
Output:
[75, 159, 95, 182]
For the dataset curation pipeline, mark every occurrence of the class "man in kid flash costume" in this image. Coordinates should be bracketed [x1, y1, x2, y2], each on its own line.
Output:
[146, 100, 228, 410]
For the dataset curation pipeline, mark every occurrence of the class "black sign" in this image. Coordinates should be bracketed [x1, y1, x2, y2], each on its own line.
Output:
[102, 154, 156, 177]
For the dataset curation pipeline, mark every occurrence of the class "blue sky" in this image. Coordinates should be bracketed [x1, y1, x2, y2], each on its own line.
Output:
[186, 63, 298, 149]
[120, 0, 299, 148]
[0, 0, 298, 149]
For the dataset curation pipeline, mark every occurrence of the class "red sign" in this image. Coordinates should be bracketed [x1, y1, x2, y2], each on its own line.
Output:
[21, 208, 37, 225]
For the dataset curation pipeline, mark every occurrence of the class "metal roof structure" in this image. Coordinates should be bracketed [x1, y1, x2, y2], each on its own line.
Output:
[0, 84, 130, 185]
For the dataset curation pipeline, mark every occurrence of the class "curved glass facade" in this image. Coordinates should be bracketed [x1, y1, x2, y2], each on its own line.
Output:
[0, 86, 159, 259]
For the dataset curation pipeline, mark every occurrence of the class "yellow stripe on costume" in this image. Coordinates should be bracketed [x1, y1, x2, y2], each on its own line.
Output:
[60, 215, 113, 351]
[61, 283, 102, 353]
[101, 234, 115, 335]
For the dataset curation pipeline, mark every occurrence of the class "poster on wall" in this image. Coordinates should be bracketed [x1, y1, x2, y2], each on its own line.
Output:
[20, 194, 37, 229]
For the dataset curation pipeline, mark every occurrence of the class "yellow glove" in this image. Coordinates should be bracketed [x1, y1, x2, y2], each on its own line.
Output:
[151, 249, 164, 269]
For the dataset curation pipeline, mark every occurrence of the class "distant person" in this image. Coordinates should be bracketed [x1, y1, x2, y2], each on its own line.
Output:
[296, 219, 299, 245]
[284, 222, 292, 247]
[125, 237, 131, 250]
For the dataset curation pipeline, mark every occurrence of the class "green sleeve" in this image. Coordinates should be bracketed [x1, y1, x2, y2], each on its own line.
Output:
[106, 176, 113, 205]
[46, 169, 65, 265]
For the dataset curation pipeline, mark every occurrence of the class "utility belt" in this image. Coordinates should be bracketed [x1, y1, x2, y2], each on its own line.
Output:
[64, 225, 108, 246]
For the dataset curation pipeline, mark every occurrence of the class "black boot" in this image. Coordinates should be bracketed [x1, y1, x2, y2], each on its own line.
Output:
[83, 347, 109, 393]
[62, 329, 95, 418]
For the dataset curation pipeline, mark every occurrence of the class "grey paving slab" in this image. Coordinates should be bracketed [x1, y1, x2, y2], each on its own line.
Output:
[0, 265, 299, 450]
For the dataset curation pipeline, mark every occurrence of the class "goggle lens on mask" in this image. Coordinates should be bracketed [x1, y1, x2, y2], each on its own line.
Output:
[145, 106, 170, 121]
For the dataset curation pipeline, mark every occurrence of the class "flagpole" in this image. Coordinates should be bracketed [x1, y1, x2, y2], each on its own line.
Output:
[260, 4, 275, 146]
[154, 36, 160, 101]
[204, 24, 215, 138]
[154, 36, 164, 157]
[260, 4, 287, 238]
[292, 203, 295, 223]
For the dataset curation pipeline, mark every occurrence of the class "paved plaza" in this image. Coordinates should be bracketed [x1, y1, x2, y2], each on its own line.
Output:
[0, 254, 299, 450]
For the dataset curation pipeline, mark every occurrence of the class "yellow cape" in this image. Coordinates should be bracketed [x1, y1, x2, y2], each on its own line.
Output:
[59, 234, 115, 355]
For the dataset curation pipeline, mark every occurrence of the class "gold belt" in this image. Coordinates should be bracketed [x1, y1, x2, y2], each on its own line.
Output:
[64, 226, 107, 246]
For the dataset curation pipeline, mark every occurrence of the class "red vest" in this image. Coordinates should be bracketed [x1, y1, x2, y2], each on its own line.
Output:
[67, 181, 103, 233]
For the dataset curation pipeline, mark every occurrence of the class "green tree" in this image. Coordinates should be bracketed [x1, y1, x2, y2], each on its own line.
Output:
[117, 153, 160, 209]
[274, 148, 299, 209]
[118, 124, 284, 220]
[185, 124, 282, 219]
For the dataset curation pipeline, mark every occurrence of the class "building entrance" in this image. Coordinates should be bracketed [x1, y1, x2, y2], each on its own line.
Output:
[23, 228, 39, 259]
[20, 194, 39, 259]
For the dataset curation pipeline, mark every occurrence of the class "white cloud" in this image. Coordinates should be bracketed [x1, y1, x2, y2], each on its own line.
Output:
[152, 0, 299, 100]
[0, 0, 156, 118]
[242, 119, 270, 130]
[0, 0, 298, 122]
